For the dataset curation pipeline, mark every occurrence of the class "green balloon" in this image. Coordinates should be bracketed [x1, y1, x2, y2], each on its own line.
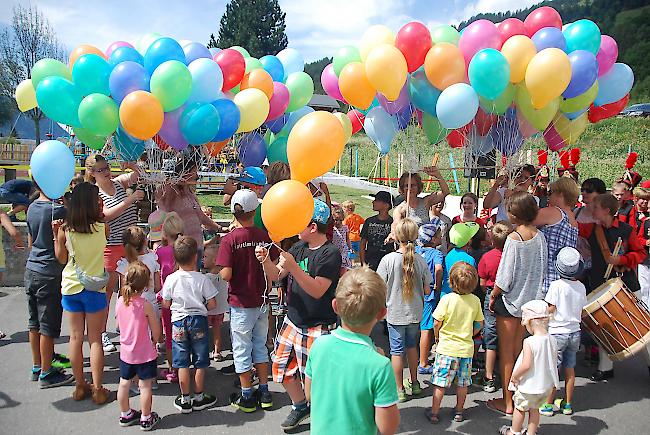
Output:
[74, 126, 107, 150]
[150, 60, 192, 111]
[479, 83, 515, 115]
[72, 54, 111, 96]
[231, 83, 241, 95]
[264, 129, 274, 146]
[421, 113, 448, 144]
[254, 206, 266, 231]
[285, 72, 314, 112]
[31, 58, 71, 89]
[515, 84, 559, 131]
[245, 57, 263, 74]
[78, 93, 119, 136]
[35, 76, 82, 127]
[560, 81, 599, 113]
[333, 46, 361, 76]
[267, 136, 288, 163]
[231, 46, 250, 58]
[431, 25, 460, 46]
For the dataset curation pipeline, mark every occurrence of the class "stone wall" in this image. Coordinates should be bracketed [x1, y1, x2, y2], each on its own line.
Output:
[2, 223, 29, 287]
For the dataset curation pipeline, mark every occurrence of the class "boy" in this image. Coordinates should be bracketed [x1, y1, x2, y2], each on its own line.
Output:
[223, 166, 267, 206]
[216, 189, 278, 412]
[541, 247, 587, 416]
[439, 222, 480, 299]
[305, 268, 400, 435]
[202, 244, 228, 363]
[359, 191, 394, 271]
[162, 236, 218, 413]
[478, 221, 512, 393]
[612, 181, 638, 231]
[428, 262, 484, 423]
[342, 200, 365, 263]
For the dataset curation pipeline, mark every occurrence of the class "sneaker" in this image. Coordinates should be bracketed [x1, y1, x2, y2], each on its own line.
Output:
[539, 403, 554, 417]
[589, 369, 614, 382]
[418, 365, 433, 375]
[140, 412, 161, 431]
[257, 389, 273, 409]
[102, 332, 116, 352]
[230, 391, 257, 413]
[30, 367, 41, 381]
[174, 395, 193, 414]
[482, 377, 496, 393]
[403, 379, 422, 395]
[280, 405, 310, 431]
[192, 393, 217, 411]
[39, 369, 74, 389]
[52, 353, 71, 369]
[561, 402, 573, 415]
[398, 389, 407, 403]
[119, 409, 141, 427]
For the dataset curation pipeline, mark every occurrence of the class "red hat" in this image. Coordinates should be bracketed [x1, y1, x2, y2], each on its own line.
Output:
[640, 180, 650, 189]
[536, 150, 549, 181]
[618, 152, 642, 189]
[557, 149, 579, 182]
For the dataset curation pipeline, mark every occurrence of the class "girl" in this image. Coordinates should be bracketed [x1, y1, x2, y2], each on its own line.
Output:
[452, 192, 487, 227]
[116, 261, 161, 431]
[202, 244, 229, 361]
[377, 218, 432, 402]
[53, 182, 110, 404]
[332, 207, 353, 274]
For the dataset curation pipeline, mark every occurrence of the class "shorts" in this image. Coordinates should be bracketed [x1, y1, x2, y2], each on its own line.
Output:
[513, 389, 550, 411]
[272, 318, 332, 383]
[171, 315, 210, 369]
[473, 321, 482, 347]
[431, 354, 473, 388]
[230, 306, 270, 374]
[104, 245, 125, 273]
[25, 269, 63, 338]
[482, 288, 498, 351]
[553, 331, 580, 369]
[349, 241, 360, 260]
[61, 289, 107, 313]
[493, 294, 516, 318]
[119, 358, 158, 381]
[420, 299, 436, 331]
[387, 323, 419, 355]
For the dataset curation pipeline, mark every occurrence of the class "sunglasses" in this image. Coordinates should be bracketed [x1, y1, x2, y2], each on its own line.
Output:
[94, 166, 109, 174]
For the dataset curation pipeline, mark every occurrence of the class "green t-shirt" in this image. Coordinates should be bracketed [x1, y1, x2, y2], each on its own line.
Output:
[305, 328, 398, 435]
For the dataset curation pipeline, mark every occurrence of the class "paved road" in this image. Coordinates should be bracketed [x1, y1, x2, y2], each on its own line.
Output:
[1, 286, 649, 434]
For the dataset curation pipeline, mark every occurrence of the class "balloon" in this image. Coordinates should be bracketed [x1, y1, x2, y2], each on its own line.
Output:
[144, 37, 185, 75]
[498, 18, 527, 43]
[233, 88, 269, 132]
[474, 107, 498, 135]
[436, 83, 479, 129]
[347, 109, 365, 134]
[267, 136, 288, 163]
[339, 62, 375, 110]
[283, 106, 315, 134]
[359, 98, 380, 116]
[560, 81, 598, 113]
[215, 48, 246, 91]
[430, 25, 460, 46]
[114, 127, 146, 161]
[531, 27, 566, 52]
[479, 82, 516, 115]
[158, 105, 189, 151]
[149, 60, 192, 111]
[395, 102, 414, 131]
[525, 48, 571, 109]
[35, 77, 82, 127]
[136, 33, 163, 56]
[276, 48, 304, 81]
[71, 54, 111, 96]
[238, 132, 267, 167]
[409, 67, 441, 115]
[211, 98, 240, 141]
[285, 72, 314, 112]
[594, 63, 634, 107]
[524, 6, 562, 36]
[208, 47, 221, 57]
[108, 46, 144, 67]
[333, 112, 352, 143]
[596, 35, 618, 77]
[458, 20, 502, 65]
[321, 64, 345, 101]
[500, 35, 536, 83]
[241, 68, 274, 99]
[359, 25, 395, 61]
[205, 139, 228, 157]
[563, 50, 598, 98]
[31, 58, 71, 88]
[588, 93, 629, 123]
[78, 93, 119, 136]
[266, 114, 288, 134]
[15, 79, 37, 112]
[467, 129, 495, 156]
[30, 140, 75, 199]
[468, 48, 510, 100]
[119, 90, 164, 140]
[260, 55, 285, 82]
[491, 110, 524, 156]
[365, 45, 408, 101]
[515, 84, 560, 131]
[424, 43, 465, 90]
[396, 22, 432, 73]
[516, 107, 538, 137]
[262, 180, 314, 241]
[187, 58, 224, 103]
[364, 107, 398, 155]
[245, 57, 264, 74]
[555, 112, 588, 145]
[74, 127, 107, 150]
[105, 41, 134, 58]
[377, 83, 409, 115]
[288, 111, 345, 183]
[446, 129, 467, 148]
[333, 46, 361, 76]
[183, 42, 212, 65]
[69, 44, 106, 67]
[563, 19, 601, 55]
[178, 102, 220, 145]
[230, 46, 250, 58]
[109, 61, 150, 104]
[421, 113, 447, 144]
[267, 82, 290, 121]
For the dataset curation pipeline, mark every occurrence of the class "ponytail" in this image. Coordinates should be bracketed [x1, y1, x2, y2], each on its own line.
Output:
[122, 226, 146, 263]
[120, 261, 150, 306]
[395, 218, 419, 301]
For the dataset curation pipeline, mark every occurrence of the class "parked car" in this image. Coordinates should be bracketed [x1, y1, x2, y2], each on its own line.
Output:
[620, 103, 650, 117]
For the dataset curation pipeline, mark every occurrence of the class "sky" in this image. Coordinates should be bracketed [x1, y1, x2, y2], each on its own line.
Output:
[0, 0, 542, 62]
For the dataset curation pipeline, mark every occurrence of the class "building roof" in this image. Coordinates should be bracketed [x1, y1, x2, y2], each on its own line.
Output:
[308, 94, 340, 110]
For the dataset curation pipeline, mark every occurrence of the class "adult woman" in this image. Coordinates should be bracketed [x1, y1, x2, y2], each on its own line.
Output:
[452, 192, 487, 227]
[393, 167, 449, 230]
[85, 154, 143, 352]
[483, 164, 536, 223]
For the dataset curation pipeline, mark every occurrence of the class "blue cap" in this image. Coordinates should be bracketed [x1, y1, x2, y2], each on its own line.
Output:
[312, 199, 330, 225]
[236, 166, 266, 186]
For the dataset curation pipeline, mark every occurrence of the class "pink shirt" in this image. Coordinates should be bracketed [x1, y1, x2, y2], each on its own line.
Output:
[155, 185, 204, 246]
[116, 295, 157, 364]
[156, 245, 175, 285]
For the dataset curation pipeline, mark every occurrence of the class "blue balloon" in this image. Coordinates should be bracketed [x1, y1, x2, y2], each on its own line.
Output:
[276, 48, 304, 82]
[180, 102, 221, 145]
[265, 114, 288, 134]
[532, 27, 566, 52]
[114, 127, 145, 161]
[72, 54, 111, 96]
[491, 110, 523, 156]
[238, 132, 267, 167]
[364, 107, 398, 155]
[183, 42, 212, 65]
[564, 108, 588, 120]
[35, 77, 83, 127]
[208, 47, 221, 57]
[108, 46, 144, 67]
[467, 130, 495, 156]
[109, 61, 150, 104]
[394, 104, 413, 130]
[144, 37, 185, 75]
[436, 83, 479, 129]
[282, 106, 315, 134]
[260, 55, 285, 82]
[594, 62, 634, 106]
[468, 48, 510, 100]
[408, 68, 441, 115]
[563, 50, 598, 98]
[211, 98, 240, 141]
[563, 19, 601, 54]
[29, 140, 75, 199]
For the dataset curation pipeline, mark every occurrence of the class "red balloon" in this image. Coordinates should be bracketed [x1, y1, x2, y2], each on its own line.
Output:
[474, 108, 497, 135]
[395, 21, 432, 73]
[214, 48, 246, 91]
[497, 18, 527, 43]
[446, 128, 467, 148]
[588, 93, 630, 123]
[347, 109, 365, 134]
[524, 6, 563, 37]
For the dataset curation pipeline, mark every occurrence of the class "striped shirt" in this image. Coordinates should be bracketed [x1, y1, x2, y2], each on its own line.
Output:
[99, 173, 138, 246]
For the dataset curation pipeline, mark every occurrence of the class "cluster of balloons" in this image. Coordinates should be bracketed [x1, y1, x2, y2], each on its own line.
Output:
[321, 6, 633, 155]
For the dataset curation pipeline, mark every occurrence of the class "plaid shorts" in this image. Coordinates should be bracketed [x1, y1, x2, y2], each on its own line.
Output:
[431, 354, 473, 388]
[272, 317, 333, 383]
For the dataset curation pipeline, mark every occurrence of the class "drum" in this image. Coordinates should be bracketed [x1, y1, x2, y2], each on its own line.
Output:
[582, 278, 650, 361]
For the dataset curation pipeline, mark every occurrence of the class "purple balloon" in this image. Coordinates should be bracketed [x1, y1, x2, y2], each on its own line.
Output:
[491, 110, 523, 157]
[596, 35, 618, 77]
[563, 50, 598, 98]
[321, 63, 344, 101]
[267, 82, 290, 121]
[106, 41, 134, 58]
[238, 132, 267, 167]
[378, 83, 409, 115]
[108, 61, 150, 104]
[532, 27, 566, 52]
[158, 105, 189, 151]
[183, 42, 212, 65]
[395, 104, 413, 130]
[266, 114, 288, 134]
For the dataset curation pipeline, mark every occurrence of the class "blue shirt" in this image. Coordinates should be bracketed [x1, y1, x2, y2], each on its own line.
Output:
[26, 200, 66, 276]
[416, 246, 444, 302]
[440, 247, 476, 298]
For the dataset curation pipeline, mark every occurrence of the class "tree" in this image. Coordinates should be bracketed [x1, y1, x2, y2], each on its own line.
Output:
[0, 4, 66, 143]
[208, 0, 288, 58]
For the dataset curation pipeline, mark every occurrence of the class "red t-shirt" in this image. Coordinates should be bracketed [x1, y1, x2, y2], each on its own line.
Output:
[452, 215, 487, 227]
[478, 248, 502, 288]
[216, 226, 279, 308]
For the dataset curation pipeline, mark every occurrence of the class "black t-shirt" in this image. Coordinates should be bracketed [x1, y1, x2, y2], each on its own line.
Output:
[359, 215, 394, 271]
[287, 240, 341, 328]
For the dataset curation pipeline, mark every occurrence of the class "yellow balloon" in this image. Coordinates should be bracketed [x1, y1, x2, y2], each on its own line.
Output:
[560, 81, 598, 113]
[365, 44, 408, 101]
[515, 84, 560, 131]
[338, 62, 376, 110]
[334, 112, 352, 143]
[261, 180, 314, 242]
[554, 112, 588, 145]
[359, 25, 395, 62]
[501, 35, 537, 84]
[525, 48, 571, 109]
[233, 88, 270, 133]
[288, 111, 345, 184]
[15, 79, 37, 112]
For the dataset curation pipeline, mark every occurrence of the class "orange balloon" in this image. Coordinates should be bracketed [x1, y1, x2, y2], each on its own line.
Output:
[424, 43, 465, 90]
[338, 62, 376, 110]
[365, 44, 408, 100]
[119, 91, 164, 140]
[240, 69, 274, 100]
[69, 44, 106, 68]
[205, 140, 228, 157]
[501, 35, 536, 83]
[288, 111, 345, 184]
[261, 180, 314, 241]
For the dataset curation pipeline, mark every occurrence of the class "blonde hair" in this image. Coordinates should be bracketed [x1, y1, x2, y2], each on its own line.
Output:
[335, 267, 387, 326]
[123, 226, 147, 263]
[84, 154, 107, 184]
[341, 200, 355, 212]
[449, 262, 478, 295]
[395, 218, 419, 300]
[162, 212, 184, 245]
[491, 221, 513, 251]
[523, 317, 550, 330]
[634, 187, 650, 200]
[120, 261, 150, 306]
[549, 177, 580, 206]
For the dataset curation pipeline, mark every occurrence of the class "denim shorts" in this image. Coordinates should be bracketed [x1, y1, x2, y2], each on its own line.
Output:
[482, 288, 498, 351]
[431, 354, 473, 388]
[230, 305, 270, 374]
[553, 331, 581, 368]
[25, 269, 63, 338]
[61, 289, 107, 314]
[119, 358, 158, 381]
[171, 315, 210, 369]
[387, 323, 419, 355]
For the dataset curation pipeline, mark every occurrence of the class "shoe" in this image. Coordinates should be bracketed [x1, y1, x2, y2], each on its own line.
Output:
[119, 409, 141, 427]
[192, 393, 217, 411]
[280, 405, 310, 430]
[174, 395, 193, 414]
[418, 365, 433, 375]
[403, 378, 421, 395]
[230, 391, 257, 413]
[160, 369, 178, 383]
[39, 369, 74, 389]
[482, 377, 496, 393]
[102, 332, 116, 352]
[92, 386, 111, 405]
[398, 389, 407, 403]
[221, 364, 236, 376]
[73, 382, 93, 401]
[257, 388, 273, 409]
[30, 367, 41, 381]
[539, 403, 554, 417]
[140, 412, 161, 431]
[589, 369, 614, 382]
[51, 353, 71, 369]
[561, 402, 573, 415]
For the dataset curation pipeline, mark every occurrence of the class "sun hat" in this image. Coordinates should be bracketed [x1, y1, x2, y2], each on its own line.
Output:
[555, 247, 585, 279]
[230, 189, 260, 213]
[448, 222, 480, 248]
[235, 166, 267, 186]
[521, 300, 551, 324]
[418, 218, 442, 246]
[147, 209, 167, 242]
[312, 199, 331, 225]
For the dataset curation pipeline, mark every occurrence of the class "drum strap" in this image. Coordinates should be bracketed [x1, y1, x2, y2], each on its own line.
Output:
[594, 225, 612, 263]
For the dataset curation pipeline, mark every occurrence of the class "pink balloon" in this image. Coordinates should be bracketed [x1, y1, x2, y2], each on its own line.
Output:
[596, 35, 618, 77]
[543, 123, 565, 151]
[105, 41, 134, 58]
[458, 20, 502, 66]
[377, 84, 409, 114]
[415, 108, 423, 126]
[497, 18, 527, 43]
[266, 82, 290, 121]
[321, 63, 344, 101]
[524, 6, 562, 37]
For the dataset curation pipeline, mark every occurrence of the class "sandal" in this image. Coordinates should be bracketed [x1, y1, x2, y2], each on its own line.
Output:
[213, 353, 225, 362]
[425, 408, 440, 424]
[92, 386, 111, 405]
[454, 411, 464, 422]
[499, 425, 512, 435]
[72, 382, 92, 401]
[487, 398, 513, 416]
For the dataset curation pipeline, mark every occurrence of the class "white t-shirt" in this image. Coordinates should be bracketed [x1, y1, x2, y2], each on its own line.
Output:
[545, 278, 587, 334]
[509, 334, 560, 394]
[206, 272, 228, 316]
[116, 251, 161, 318]
[162, 270, 219, 322]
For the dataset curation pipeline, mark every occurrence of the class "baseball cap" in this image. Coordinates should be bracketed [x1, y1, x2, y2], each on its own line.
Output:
[147, 209, 167, 242]
[312, 199, 331, 225]
[448, 222, 480, 248]
[418, 219, 442, 246]
[235, 166, 267, 186]
[371, 191, 395, 208]
[555, 247, 584, 279]
[521, 300, 551, 324]
[230, 189, 260, 214]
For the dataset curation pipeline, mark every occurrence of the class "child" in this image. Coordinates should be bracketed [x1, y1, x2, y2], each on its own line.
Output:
[202, 245, 229, 362]
[500, 300, 559, 435]
[161, 236, 218, 413]
[331, 206, 353, 273]
[376, 218, 432, 402]
[147, 209, 167, 251]
[342, 200, 365, 263]
[116, 261, 162, 430]
[360, 191, 394, 271]
[439, 222, 481, 299]
[540, 247, 587, 416]
[428, 262, 484, 423]
[478, 221, 512, 393]
[305, 267, 400, 435]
